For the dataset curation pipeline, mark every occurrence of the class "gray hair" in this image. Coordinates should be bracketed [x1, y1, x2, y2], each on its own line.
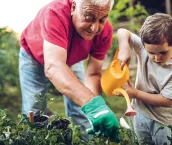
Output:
[76, 0, 114, 10]
[89, 0, 114, 10]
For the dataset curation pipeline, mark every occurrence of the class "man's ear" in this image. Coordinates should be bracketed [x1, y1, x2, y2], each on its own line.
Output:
[71, 1, 76, 16]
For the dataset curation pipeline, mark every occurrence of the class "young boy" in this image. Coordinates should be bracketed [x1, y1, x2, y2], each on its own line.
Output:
[116, 13, 172, 145]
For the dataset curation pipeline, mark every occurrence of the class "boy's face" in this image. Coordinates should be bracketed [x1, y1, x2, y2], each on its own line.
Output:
[145, 41, 172, 66]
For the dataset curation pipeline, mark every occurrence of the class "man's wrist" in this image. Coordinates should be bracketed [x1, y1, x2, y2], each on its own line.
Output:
[81, 95, 106, 114]
[79, 95, 95, 106]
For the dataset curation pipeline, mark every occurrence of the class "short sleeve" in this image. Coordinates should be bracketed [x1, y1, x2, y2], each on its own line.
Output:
[40, 9, 68, 49]
[90, 21, 113, 60]
[130, 33, 144, 55]
[160, 77, 172, 99]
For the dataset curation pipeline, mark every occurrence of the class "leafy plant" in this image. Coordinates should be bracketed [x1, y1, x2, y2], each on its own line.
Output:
[0, 109, 111, 145]
[3, 93, 171, 145]
[0, 93, 137, 145]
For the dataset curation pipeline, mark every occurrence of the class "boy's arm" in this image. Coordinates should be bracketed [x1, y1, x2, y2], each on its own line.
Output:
[116, 28, 133, 68]
[126, 81, 172, 107]
[135, 90, 172, 107]
[116, 28, 143, 68]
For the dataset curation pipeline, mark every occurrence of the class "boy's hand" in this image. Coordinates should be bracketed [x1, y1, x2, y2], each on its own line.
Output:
[81, 96, 120, 143]
[125, 80, 138, 98]
[118, 48, 131, 69]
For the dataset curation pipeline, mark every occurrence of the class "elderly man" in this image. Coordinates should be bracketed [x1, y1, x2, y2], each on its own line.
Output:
[19, 0, 119, 142]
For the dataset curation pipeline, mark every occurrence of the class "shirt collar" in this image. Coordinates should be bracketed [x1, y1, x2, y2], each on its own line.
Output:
[166, 59, 172, 65]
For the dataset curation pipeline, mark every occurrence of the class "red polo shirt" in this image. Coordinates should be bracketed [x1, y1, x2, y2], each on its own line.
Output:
[20, 0, 113, 66]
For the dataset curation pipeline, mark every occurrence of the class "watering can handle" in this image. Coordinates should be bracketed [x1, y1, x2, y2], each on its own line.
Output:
[113, 49, 129, 69]
[113, 48, 119, 60]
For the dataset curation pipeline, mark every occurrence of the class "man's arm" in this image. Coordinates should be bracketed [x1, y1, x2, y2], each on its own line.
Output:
[84, 56, 104, 96]
[43, 40, 120, 142]
[43, 40, 95, 106]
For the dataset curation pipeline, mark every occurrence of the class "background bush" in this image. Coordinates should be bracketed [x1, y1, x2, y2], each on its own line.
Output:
[0, 28, 21, 119]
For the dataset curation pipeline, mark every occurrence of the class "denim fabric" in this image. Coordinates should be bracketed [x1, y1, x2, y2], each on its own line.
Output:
[19, 48, 91, 138]
[134, 113, 171, 145]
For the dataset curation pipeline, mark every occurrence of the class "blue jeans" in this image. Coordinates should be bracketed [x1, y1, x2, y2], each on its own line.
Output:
[19, 48, 91, 135]
[134, 113, 171, 145]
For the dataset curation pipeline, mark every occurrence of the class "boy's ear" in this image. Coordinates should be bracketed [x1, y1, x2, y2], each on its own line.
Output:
[71, 0, 76, 16]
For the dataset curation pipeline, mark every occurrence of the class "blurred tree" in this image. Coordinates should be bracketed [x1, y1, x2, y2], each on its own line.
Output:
[0, 27, 21, 119]
[107, 0, 148, 61]
[109, 0, 149, 32]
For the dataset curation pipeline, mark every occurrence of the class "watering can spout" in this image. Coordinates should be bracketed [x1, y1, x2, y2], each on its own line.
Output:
[112, 88, 136, 116]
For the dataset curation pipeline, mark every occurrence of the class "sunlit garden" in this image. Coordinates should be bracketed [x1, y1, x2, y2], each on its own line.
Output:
[0, 0, 172, 144]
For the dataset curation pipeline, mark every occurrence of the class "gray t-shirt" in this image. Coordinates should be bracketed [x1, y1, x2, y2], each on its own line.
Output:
[130, 33, 172, 125]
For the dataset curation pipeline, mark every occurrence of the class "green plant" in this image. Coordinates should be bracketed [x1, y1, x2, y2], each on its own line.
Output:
[0, 108, 140, 145]
[0, 92, 139, 145]
[4, 98, 171, 145]
[0, 109, 111, 145]
[118, 117, 138, 145]
[109, 0, 149, 32]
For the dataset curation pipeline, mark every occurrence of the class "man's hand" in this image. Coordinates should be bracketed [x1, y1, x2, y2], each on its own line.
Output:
[81, 96, 120, 143]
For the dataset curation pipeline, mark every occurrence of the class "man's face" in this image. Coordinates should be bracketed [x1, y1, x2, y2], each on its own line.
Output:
[71, 0, 110, 40]
[145, 41, 172, 66]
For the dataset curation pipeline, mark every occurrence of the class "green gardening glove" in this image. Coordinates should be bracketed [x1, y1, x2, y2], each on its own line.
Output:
[81, 96, 120, 143]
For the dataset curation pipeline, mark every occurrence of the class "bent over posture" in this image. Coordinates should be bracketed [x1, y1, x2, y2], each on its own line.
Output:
[19, 0, 119, 142]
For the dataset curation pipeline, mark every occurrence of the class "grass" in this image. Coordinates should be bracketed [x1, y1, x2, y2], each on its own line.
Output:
[105, 95, 128, 118]
[47, 95, 65, 116]
[0, 82, 128, 120]
[47, 93, 127, 119]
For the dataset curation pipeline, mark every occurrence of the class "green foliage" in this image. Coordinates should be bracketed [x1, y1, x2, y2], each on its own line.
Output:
[118, 128, 138, 145]
[0, 27, 21, 119]
[4, 108, 171, 145]
[107, 0, 149, 60]
[107, 34, 118, 60]
[0, 109, 111, 145]
[109, 0, 149, 32]
[0, 109, 135, 145]
[0, 28, 20, 92]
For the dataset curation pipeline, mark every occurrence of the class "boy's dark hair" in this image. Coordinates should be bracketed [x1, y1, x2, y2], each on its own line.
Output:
[139, 13, 172, 46]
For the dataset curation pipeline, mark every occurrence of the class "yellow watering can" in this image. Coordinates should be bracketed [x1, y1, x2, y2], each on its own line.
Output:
[101, 49, 136, 116]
